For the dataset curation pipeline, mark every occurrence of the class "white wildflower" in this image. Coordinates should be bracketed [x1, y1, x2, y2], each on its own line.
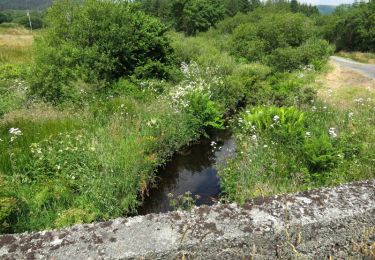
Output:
[328, 127, 337, 138]
[9, 128, 22, 136]
[273, 115, 280, 123]
[305, 132, 311, 137]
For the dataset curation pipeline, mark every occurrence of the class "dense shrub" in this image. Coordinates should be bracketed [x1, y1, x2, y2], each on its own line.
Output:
[29, 0, 174, 102]
[267, 39, 333, 71]
[228, 10, 331, 72]
[0, 12, 12, 24]
[173, 0, 225, 35]
[329, 1, 375, 52]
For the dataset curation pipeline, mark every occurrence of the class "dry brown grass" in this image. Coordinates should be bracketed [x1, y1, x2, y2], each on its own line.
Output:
[338, 51, 375, 64]
[1, 103, 72, 124]
[0, 27, 34, 64]
[318, 61, 375, 108]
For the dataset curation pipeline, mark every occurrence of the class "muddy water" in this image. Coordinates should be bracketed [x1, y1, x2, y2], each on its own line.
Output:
[138, 129, 235, 215]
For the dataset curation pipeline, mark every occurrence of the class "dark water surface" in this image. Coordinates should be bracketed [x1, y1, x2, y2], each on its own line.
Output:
[138, 129, 236, 215]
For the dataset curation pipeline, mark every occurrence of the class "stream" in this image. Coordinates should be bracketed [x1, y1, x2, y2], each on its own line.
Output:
[138, 129, 236, 215]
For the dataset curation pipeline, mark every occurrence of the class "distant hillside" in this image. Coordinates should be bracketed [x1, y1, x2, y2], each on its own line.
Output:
[0, 0, 52, 11]
[317, 5, 336, 15]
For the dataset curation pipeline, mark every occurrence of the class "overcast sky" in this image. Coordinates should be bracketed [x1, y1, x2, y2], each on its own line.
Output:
[298, 0, 357, 5]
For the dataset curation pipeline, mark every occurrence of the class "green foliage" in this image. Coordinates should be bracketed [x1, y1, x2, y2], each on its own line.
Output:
[29, 0, 174, 102]
[186, 92, 224, 129]
[328, 1, 375, 52]
[173, 0, 225, 35]
[220, 101, 375, 203]
[137, 0, 258, 34]
[13, 15, 44, 30]
[227, 10, 332, 72]
[267, 38, 334, 71]
[240, 106, 305, 143]
[0, 0, 52, 10]
[0, 12, 11, 24]
[303, 133, 338, 172]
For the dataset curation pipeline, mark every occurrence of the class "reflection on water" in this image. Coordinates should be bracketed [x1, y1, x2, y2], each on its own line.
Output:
[138, 129, 235, 215]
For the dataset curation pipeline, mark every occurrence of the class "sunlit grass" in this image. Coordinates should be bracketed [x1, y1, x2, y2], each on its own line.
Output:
[337, 51, 375, 64]
[0, 27, 34, 64]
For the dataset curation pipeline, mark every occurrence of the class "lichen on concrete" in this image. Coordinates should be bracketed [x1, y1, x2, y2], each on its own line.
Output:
[0, 179, 374, 259]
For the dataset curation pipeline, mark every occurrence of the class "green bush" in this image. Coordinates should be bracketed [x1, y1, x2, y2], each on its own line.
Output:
[0, 12, 11, 24]
[267, 38, 333, 71]
[173, 0, 225, 35]
[226, 63, 272, 105]
[230, 23, 265, 62]
[303, 133, 338, 172]
[29, 0, 174, 103]
[330, 1, 375, 52]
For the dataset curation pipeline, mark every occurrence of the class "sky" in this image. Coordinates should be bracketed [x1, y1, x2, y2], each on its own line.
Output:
[298, 0, 357, 5]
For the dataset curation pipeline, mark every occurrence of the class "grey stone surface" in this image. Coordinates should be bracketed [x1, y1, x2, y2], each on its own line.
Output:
[1, 180, 374, 259]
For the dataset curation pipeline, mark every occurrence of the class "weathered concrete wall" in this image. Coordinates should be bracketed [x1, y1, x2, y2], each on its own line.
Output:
[1, 180, 374, 259]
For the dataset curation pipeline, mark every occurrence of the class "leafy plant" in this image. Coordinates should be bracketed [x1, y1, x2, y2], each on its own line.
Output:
[29, 0, 174, 102]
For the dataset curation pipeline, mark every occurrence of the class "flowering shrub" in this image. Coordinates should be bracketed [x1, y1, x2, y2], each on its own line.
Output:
[168, 62, 224, 129]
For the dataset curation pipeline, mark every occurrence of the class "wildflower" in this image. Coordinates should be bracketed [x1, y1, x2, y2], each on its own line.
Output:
[263, 145, 268, 148]
[251, 135, 257, 141]
[273, 115, 280, 123]
[305, 132, 311, 137]
[328, 127, 337, 138]
[9, 128, 22, 136]
[312, 106, 317, 112]
[348, 112, 354, 119]
[147, 119, 157, 127]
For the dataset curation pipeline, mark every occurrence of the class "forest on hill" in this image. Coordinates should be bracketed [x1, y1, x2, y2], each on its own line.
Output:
[317, 5, 336, 14]
[0, 0, 52, 11]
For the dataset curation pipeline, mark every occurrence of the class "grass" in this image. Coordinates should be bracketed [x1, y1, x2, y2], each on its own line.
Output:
[0, 27, 33, 64]
[218, 67, 375, 204]
[1, 91, 205, 232]
[337, 51, 375, 64]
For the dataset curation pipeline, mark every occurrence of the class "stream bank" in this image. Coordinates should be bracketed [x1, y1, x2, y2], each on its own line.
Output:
[138, 129, 235, 215]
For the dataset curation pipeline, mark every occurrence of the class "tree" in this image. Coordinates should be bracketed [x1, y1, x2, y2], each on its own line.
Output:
[29, 0, 174, 102]
[174, 0, 225, 35]
[0, 12, 11, 24]
[331, 1, 375, 51]
[290, 0, 299, 13]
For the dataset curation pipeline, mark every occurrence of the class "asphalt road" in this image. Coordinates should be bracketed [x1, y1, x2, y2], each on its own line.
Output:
[331, 56, 375, 79]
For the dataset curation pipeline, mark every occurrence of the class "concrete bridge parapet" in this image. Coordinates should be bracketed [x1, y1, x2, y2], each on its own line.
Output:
[1, 179, 374, 259]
